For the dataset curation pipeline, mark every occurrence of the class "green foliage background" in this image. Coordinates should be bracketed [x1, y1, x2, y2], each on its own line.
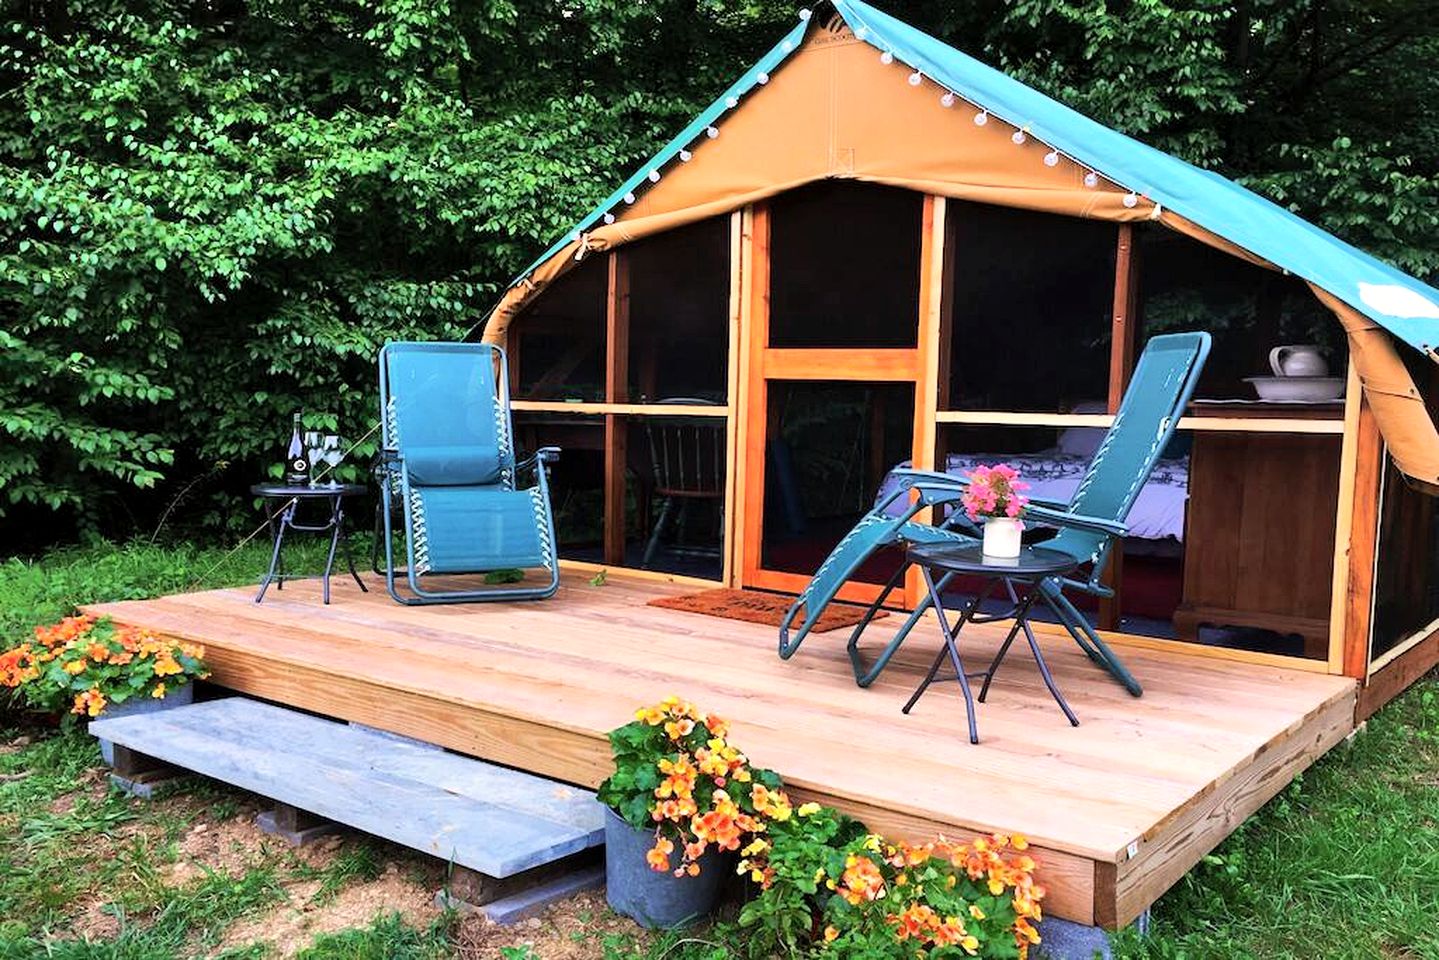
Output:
[3, 0, 1437, 546]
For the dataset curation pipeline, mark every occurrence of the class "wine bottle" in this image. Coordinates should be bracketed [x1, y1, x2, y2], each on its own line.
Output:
[285, 412, 309, 485]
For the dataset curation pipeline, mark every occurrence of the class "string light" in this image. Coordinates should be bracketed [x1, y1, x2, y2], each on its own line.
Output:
[603, 212, 615, 224]
[1044, 150, 1060, 167]
[974, 110, 988, 126]
[1084, 171, 1099, 188]
[1011, 129, 1026, 145]
[647, 170, 660, 183]
[782, 40, 794, 52]
[757, 71, 769, 84]
[679, 149, 693, 162]
[623, 192, 636, 204]
[799, 7, 811, 20]
[706, 125, 720, 139]
[940, 91, 956, 108]
[1123, 192, 1139, 208]
[880, 50, 893, 64]
[726, 96, 738, 108]
[855, 26, 868, 40]
[908, 70, 923, 86]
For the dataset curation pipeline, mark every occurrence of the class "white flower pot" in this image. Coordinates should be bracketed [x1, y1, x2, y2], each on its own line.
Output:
[982, 517, 1023, 559]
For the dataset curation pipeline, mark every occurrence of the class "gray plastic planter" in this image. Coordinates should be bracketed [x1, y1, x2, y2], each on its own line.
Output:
[91, 683, 195, 765]
[604, 806, 731, 928]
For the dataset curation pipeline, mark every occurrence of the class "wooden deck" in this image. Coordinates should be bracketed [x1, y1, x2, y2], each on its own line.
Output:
[88, 569, 1357, 928]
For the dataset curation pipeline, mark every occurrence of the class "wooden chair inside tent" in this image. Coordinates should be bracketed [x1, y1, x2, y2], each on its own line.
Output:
[641, 399, 726, 569]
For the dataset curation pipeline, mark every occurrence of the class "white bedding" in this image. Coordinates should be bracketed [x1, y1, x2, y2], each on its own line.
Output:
[875, 451, 1190, 542]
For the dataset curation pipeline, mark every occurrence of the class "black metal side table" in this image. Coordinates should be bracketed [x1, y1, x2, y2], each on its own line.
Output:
[903, 542, 1082, 744]
[251, 483, 369, 605]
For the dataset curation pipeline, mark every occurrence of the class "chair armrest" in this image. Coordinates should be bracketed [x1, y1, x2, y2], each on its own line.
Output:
[515, 446, 561, 474]
[888, 467, 969, 488]
[1023, 503, 1127, 538]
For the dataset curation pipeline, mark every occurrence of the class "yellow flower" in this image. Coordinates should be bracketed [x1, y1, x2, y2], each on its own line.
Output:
[152, 655, 183, 677]
[63, 659, 87, 675]
[969, 904, 985, 920]
[740, 837, 769, 858]
[151, 683, 167, 699]
[798, 802, 822, 817]
[823, 926, 839, 943]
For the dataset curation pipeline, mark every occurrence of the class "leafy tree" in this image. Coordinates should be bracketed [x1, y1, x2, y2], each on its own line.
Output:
[2, 0, 1436, 547]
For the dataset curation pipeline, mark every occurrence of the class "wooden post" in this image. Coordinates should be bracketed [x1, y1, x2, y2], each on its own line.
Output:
[1107, 223, 1139, 412]
[738, 203, 771, 585]
[604, 252, 631, 566]
[1341, 393, 1383, 679]
[906, 195, 948, 608]
[723, 209, 744, 587]
[1099, 224, 1139, 630]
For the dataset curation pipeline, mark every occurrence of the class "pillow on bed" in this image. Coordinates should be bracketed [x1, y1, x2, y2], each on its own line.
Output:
[1055, 401, 1108, 459]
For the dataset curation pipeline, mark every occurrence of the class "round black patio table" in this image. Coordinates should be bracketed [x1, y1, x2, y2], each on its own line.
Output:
[902, 541, 1082, 744]
[250, 483, 369, 605]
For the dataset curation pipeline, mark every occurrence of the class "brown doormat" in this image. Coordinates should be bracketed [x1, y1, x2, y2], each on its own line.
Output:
[648, 588, 886, 633]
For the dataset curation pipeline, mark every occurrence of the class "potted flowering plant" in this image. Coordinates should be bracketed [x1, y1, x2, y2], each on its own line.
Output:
[1, 614, 208, 762]
[597, 695, 793, 928]
[961, 464, 1031, 559]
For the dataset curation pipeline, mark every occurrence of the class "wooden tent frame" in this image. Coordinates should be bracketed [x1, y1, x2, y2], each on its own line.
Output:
[503, 191, 1437, 712]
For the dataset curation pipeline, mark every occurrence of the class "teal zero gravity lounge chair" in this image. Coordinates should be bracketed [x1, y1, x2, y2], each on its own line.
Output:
[376, 341, 561, 604]
[777, 332, 1211, 696]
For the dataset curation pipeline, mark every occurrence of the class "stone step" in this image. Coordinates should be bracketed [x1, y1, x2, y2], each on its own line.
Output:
[89, 697, 604, 878]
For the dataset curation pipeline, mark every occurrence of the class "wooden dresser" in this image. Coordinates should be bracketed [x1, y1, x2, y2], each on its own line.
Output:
[1173, 403, 1343, 658]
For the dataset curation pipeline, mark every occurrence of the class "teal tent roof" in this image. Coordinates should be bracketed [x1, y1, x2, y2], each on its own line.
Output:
[511, 0, 1439, 357]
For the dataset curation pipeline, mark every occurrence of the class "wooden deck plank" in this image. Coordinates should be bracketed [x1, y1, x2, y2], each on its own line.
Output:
[86, 568, 1355, 927]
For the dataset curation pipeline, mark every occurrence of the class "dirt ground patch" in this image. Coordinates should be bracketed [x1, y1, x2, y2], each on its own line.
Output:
[217, 862, 441, 958]
[456, 891, 656, 960]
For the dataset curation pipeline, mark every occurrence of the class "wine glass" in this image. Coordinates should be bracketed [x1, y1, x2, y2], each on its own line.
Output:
[303, 431, 324, 486]
[322, 435, 343, 486]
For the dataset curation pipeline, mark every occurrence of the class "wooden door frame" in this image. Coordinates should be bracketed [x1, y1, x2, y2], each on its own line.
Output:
[733, 196, 946, 605]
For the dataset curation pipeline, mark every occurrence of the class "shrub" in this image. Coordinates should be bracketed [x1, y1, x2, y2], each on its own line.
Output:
[740, 809, 1045, 959]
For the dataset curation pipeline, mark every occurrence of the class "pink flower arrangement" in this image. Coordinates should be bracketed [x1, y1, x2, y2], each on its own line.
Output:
[961, 463, 1030, 522]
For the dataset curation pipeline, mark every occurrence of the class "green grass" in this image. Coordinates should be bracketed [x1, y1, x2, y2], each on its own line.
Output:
[0, 538, 351, 647]
[2, 540, 1437, 958]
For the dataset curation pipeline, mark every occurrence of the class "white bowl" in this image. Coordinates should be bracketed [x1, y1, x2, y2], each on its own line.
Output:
[1243, 376, 1345, 402]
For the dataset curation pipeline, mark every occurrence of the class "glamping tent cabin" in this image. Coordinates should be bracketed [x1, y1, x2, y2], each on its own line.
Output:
[84, 0, 1439, 936]
[487, 0, 1439, 707]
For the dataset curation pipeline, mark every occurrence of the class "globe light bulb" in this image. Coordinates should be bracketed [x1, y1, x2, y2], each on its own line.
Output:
[679, 149, 692, 162]
[603, 212, 616, 224]
[974, 110, 988, 126]
[1011, 129, 1026, 145]
[799, 7, 811, 20]
[1044, 151, 1060, 166]
[880, 50, 893, 64]
[623, 192, 636, 205]
[940, 92, 956, 108]
[782, 40, 794, 52]
[757, 71, 769, 85]
[1123, 192, 1139, 208]
[908, 71, 923, 86]
[855, 26, 868, 40]
[726, 96, 738, 109]
[1084, 171, 1099, 188]
[706, 125, 719, 139]
[647, 170, 660, 183]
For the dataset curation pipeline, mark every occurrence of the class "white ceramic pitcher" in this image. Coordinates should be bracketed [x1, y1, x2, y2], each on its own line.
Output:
[1269, 344, 1328, 378]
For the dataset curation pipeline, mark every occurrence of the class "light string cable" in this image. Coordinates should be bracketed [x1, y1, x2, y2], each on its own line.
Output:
[836, 3, 1148, 207]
